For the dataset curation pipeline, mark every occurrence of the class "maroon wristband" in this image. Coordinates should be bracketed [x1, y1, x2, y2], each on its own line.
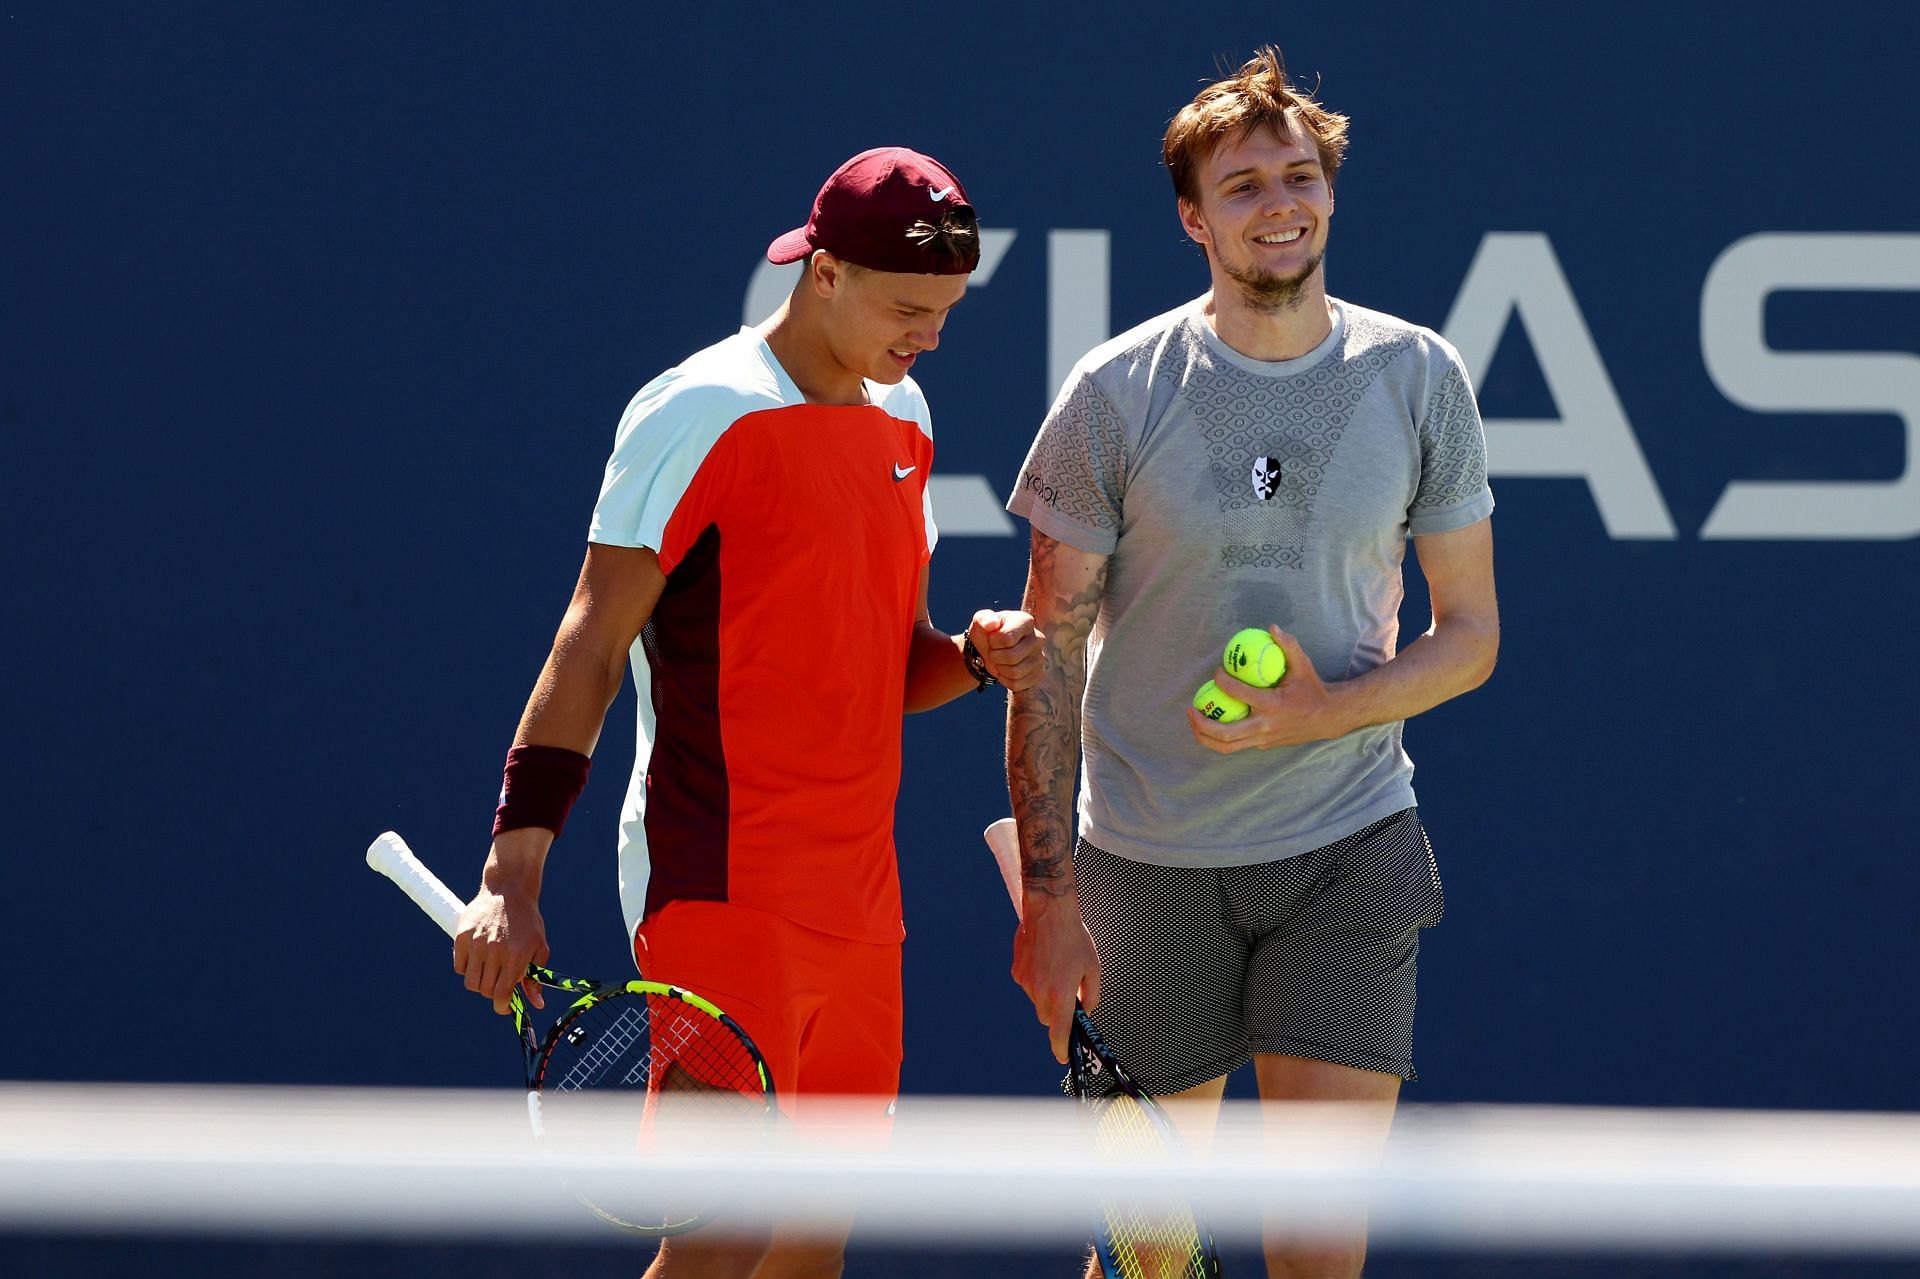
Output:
[492, 744, 592, 839]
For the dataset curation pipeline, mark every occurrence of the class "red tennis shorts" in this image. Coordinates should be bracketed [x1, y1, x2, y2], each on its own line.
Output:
[633, 900, 902, 1142]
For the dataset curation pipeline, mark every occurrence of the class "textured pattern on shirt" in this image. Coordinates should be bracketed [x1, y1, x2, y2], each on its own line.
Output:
[1006, 297, 1494, 867]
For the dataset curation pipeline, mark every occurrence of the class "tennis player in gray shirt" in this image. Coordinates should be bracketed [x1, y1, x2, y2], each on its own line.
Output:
[1004, 46, 1499, 1279]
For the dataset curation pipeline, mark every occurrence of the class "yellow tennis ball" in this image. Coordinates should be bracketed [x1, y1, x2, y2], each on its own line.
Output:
[1193, 679, 1249, 723]
[1223, 627, 1287, 688]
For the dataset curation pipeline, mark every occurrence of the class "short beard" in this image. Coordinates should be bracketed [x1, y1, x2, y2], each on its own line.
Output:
[1223, 251, 1324, 313]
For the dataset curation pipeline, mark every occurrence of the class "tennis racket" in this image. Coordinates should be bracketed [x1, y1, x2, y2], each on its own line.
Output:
[984, 818, 1224, 1279]
[366, 830, 775, 1235]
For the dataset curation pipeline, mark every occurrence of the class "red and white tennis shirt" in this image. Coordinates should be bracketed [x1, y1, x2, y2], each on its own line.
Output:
[588, 329, 938, 947]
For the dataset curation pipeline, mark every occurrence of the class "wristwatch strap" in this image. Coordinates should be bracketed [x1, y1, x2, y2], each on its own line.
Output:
[962, 631, 999, 689]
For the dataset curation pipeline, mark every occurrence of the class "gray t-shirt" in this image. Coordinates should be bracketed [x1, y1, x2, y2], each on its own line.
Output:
[1007, 296, 1493, 866]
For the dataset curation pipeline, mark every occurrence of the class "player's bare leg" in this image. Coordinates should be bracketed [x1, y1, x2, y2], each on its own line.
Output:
[641, 1231, 771, 1279]
[638, 1058, 782, 1278]
[1153, 1074, 1230, 1156]
[750, 1214, 855, 1279]
[642, 1223, 849, 1279]
[1252, 1053, 1400, 1279]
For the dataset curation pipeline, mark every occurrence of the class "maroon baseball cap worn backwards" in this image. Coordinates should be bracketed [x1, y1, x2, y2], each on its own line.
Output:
[767, 147, 978, 276]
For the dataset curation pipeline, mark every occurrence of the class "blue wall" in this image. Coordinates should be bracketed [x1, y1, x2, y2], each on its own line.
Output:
[6, 1, 1918, 1270]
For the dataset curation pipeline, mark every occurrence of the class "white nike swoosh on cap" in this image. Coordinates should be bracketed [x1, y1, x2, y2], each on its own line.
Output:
[928, 185, 955, 202]
[893, 463, 918, 480]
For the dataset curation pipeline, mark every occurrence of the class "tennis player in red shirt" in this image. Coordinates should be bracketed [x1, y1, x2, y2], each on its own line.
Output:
[453, 147, 1040, 1278]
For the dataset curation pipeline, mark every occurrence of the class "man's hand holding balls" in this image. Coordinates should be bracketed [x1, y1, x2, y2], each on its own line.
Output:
[1188, 625, 1341, 753]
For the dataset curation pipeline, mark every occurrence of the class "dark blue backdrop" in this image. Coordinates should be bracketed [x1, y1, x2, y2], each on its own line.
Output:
[7, 2, 1918, 1274]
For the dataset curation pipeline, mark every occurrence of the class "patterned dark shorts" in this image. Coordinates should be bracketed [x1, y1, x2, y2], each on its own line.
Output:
[1073, 808, 1444, 1093]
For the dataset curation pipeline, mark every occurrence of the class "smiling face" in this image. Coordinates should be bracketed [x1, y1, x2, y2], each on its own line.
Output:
[814, 255, 970, 386]
[1178, 121, 1333, 313]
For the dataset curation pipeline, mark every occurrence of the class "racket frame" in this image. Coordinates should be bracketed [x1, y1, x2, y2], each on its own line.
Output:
[365, 830, 775, 1235]
[984, 819, 1224, 1278]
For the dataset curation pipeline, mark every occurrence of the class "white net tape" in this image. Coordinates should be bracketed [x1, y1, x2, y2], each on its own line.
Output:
[5, 1084, 1919, 1254]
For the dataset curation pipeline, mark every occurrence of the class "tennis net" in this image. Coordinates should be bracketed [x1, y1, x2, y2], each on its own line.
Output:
[5, 1083, 1918, 1268]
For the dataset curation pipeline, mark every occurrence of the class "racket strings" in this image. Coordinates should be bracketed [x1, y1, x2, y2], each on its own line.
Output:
[1072, 1035, 1214, 1279]
[1085, 1093, 1210, 1279]
[532, 989, 772, 1235]
[552, 1002, 651, 1091]
[539, 993, 763, 1093]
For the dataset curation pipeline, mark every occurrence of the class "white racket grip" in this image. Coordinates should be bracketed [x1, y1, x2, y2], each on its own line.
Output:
[982, 818, 1024, 920]
[526, 1091, 546, 1137]
[366, 830, 466, 938]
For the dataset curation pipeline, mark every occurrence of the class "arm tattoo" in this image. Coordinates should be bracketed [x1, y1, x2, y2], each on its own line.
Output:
[1006, 532, 1107, 898]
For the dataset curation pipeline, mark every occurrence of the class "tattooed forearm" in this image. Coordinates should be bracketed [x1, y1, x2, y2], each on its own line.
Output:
[1006, 530, 1109, 899]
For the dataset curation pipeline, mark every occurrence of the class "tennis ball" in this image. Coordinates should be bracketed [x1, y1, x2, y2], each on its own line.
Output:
[1193, 679, 1249, 723]
[1223, 627, 1287, 688]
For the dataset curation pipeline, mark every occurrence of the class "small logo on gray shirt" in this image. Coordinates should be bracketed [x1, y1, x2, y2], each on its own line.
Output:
[1251, 455, 1283, 501]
